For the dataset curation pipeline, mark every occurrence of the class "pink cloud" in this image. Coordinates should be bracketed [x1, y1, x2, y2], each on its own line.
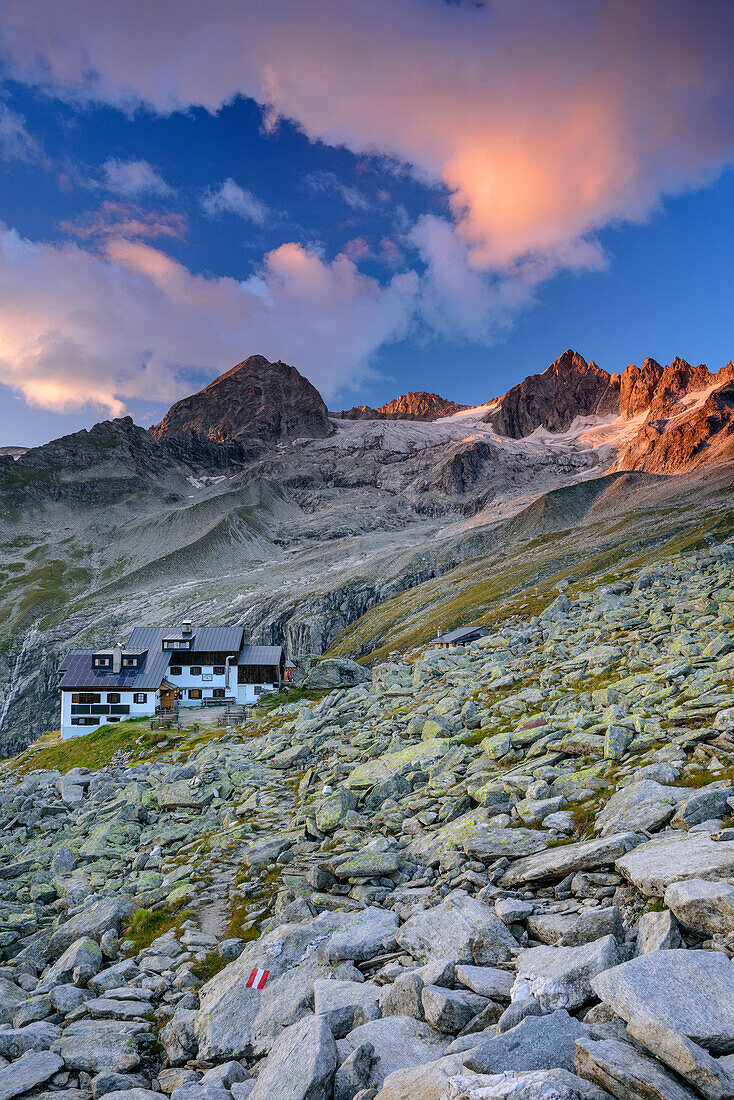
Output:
[1, 1, 732, 276]
[61, 200, 186, 242]
[343, 237, 370, 260]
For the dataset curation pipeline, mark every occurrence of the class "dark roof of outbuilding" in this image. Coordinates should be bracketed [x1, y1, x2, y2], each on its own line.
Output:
[238, 645, 283, 666]
[58, 648, 171, 690]
[127, 625, 245, 653]
[434, 624, 490, 644]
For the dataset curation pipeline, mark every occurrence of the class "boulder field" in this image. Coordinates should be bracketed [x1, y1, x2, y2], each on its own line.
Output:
[0, 539, 734, 1098]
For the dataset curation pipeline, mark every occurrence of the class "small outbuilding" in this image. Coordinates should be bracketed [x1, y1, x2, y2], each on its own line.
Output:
[430, 624, 490, 649]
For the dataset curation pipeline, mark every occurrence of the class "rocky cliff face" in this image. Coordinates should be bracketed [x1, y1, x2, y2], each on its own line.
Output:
[335, 391, 468, 421]
[490, 349, 621, 437]
[150, 354, 334, 447]
[616, 379, 734, 473]
[486, 348, 734, 476]
[613, 358, 734, 474]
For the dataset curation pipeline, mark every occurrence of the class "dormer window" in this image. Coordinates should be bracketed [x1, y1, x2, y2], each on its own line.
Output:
[122, 656, 140, 668]
[163, 639, 191, 650]
[93, 655, 112, 668]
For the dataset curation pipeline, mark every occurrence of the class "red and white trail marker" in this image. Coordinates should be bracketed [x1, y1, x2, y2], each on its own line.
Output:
[246, 967, 269, 990]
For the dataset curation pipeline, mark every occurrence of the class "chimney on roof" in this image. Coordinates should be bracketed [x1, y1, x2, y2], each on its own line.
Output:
[112, 642, 123, 674]
[437, 627, 442, 638]
[182, 619, 192, 636]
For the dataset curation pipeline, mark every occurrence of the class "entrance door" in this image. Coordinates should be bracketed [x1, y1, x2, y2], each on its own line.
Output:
[159, 686, 176, 714]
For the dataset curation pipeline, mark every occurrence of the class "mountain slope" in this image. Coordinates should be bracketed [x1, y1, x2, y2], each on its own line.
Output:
[1, 347, 733, 755]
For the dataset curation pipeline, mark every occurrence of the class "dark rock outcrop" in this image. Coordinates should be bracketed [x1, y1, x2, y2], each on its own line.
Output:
[491, 350, 621, 438]
[150, 355, 333, 447]
[3, 417, 169, 507]
[334, 392, 468, 422]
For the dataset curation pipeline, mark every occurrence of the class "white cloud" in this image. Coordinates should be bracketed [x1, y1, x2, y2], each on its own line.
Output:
[0, 102, 42, 162]
[102, 158, 173, 197]
[409, 215, 533, 343]
[304, 171, 371, 211]
[0, 226, 417, 416]
[201, 179, 268, 223]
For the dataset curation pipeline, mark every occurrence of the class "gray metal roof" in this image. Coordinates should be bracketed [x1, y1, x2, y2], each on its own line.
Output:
[58, 648, 171, 691]
[92, 647, 148, 656]
[127, 625, 244, 653]
[238, 645, 283, 666]
[435, 624, 490, 644]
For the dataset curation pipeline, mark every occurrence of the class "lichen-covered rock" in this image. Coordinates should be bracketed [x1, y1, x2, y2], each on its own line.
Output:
[396, 890, 517, 965]
[616, 832, 734, 897]
[513, 936, 622, 1011]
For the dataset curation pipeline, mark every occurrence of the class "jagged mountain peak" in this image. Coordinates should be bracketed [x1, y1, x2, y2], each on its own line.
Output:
[490, 349, 620, 438]
[150, 354, 333, 447]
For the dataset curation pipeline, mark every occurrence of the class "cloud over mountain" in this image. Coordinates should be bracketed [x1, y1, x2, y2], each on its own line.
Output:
[2, 0, 733, 275]
[1, 1, 733, 421]
[0, 228, 417, 416]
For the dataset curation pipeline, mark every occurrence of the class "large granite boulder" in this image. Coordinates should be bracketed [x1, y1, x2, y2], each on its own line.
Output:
[616, 832, 734, 896]
[339, 1016, 448, 1090]
[500, 834, 641, 888]
[301, 658, 370, 690]
[664, 878, 734, 935]
[248, 1014, 337, 1100]
[575, 1035, 698, 1100]
[464, 1010, 586, 1074]
[512, 936, 622, 1011]
[591, 949, 734, 1053]
[408, 811, 547, 867]
[0, 1051, 64, 1100]
[373, 1053, 464, 1100]
[195, 913, 358, 1060]
[46, 897, 136, 959]
[594, 780, 680, 837]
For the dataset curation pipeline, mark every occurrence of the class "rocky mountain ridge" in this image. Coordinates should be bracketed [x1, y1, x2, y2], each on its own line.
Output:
[148, 348, 734, 476]
[487, 349, 734, 476]
[334, 392, 469, 422]
[2, 539, 734, 1098]
[489, 350, 621, 439]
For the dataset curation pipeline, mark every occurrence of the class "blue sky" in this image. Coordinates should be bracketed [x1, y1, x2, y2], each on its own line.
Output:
[0, 1, 733, 446]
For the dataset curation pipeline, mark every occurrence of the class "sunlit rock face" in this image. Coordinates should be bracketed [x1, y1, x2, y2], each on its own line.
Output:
[334, 392, 469, 422]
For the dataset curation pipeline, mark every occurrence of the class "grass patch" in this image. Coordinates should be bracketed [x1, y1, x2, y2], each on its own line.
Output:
[190, 951, 229, 983]
[545, 836, 576, 849]
[10, 718, 178, 776]
[1, 559, 92, 625]
[124, 903, 193, 954]
[252, 686, 330, 715]
[570, 800, 602, 838]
